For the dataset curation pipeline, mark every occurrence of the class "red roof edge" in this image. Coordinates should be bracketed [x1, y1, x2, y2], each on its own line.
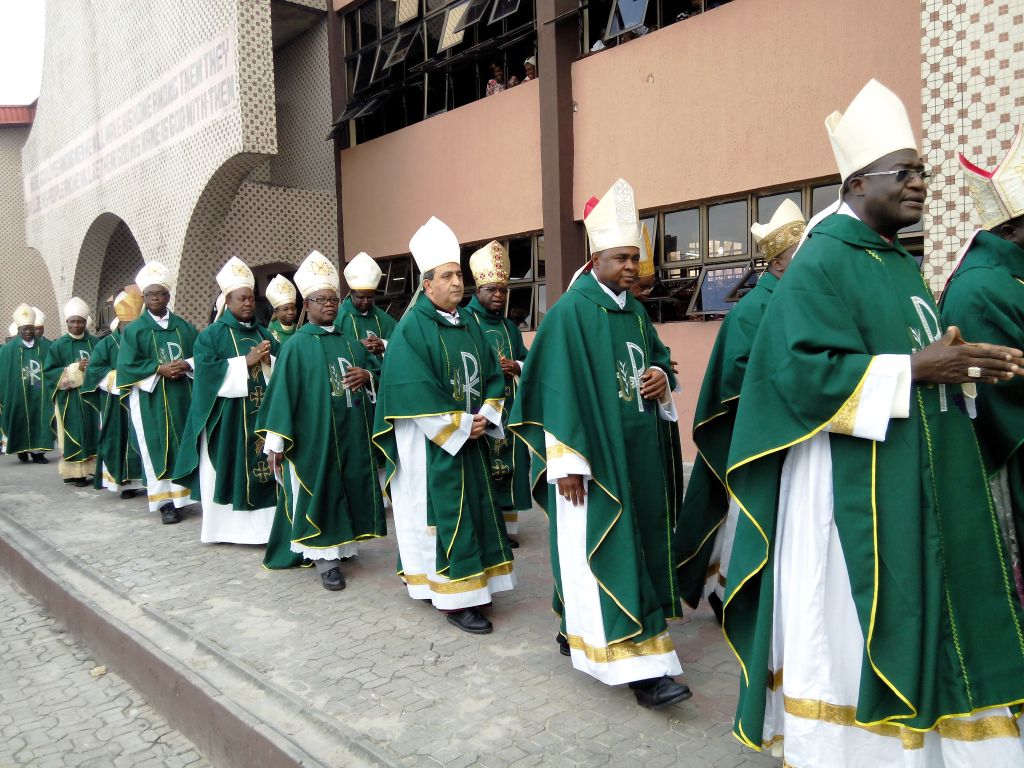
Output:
[0, 101, 37, 126]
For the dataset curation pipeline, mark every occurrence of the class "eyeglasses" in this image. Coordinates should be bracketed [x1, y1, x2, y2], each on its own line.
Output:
[856, 168, 932, 185]
[144, 290, 170, 299]
[308, 296, 340, 306]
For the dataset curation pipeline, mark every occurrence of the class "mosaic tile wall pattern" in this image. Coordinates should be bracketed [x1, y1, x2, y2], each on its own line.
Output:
[17, 0, 340, 328]
[0, 127, 59, 330]
[921, 0, 1024, 292]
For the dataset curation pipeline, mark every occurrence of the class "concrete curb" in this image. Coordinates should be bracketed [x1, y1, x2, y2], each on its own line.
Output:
[0, 509, 398, 768]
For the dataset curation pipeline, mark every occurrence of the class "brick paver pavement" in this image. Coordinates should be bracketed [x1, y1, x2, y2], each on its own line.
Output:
[0, 570, 211, 768]
[0, 458, 780, 767]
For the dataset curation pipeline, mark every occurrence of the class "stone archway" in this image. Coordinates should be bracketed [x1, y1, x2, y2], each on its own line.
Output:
[73, 214, 145, 330]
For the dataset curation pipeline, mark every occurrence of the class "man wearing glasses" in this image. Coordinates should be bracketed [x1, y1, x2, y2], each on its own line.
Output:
[723, 80, 1024, 766]
[173, 257, 279, 546]
[117, 262, 198, 524]
[257, 250, 385, 592]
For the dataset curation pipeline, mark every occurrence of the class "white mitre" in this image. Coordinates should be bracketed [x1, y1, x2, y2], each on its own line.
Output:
[960, 125, 1024, 230]
[585, 178, 642, 254]
[266, 275, 297, 308]
[294, 250, 340, 297]
[826, 79, 918, 181]
[12, 304, 36, 328]
[135, 261, 173, 292]
[8, 322, 17, 336]
[751, 199, 807, 261]
[410, 217, 461, 276]
[216, 256, 255, 297]
[63, 297, 91, 321]
[33, 307, 45, 325]
[344, 252, 384, 291]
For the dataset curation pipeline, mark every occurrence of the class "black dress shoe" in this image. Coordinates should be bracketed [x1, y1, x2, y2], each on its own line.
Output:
[30, 453, 49, 464]
[160, 505, 181, 524]
[556, 633, 570, 657]
[507, 536, 520, 549]
[630, 676, 693, 710]
[120, 489, 139, 499]
[446, 608, 492, 634]
[74, 478, 90, 487]
[320, 567, 346, 591]
[63, 478, 77, 484]
[708, 592, 724, 626]
[17, 452, 29, 463]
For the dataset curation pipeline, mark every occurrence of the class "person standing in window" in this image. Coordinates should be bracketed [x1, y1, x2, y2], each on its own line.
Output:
[522, 56, 537, 82]
[485, 60, 518, 97]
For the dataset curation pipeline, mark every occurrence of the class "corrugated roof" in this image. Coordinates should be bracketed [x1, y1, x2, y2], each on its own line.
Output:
[0, 102, 36, 126]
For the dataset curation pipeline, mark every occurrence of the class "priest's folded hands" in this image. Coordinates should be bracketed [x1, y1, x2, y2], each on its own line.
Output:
[910, 325, 1022, 385]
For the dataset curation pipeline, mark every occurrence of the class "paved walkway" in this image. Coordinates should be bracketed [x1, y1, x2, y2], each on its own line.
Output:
[0, 570, 210, 768]
[0, 458, 779, 768]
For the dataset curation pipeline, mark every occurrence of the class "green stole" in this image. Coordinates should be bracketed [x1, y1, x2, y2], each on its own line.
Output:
[83, 331, 143, 488]
[675, 272, 777, 607]
[939, 230, 1024, 587]
[724, 213, 1024, 746]
[0, 339, 49, 453]
[173, 310, 278, 510]
[373, 292, 512, 582]
[463, 295, 532, 511]
[267, 319, 296, 345]
[338, 297, 398, 346]
[115, 310, 198, 479]
[509, 274, 681, 645]
[42, 333, 98, 464]
[257, 323, 386, 568]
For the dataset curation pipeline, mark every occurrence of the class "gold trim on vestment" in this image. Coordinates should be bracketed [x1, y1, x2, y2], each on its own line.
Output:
[402, 562, 513, 593]
[565, 632, 676, 664]
[827, 361, 870, 435]
[783, 696, 1021, 749]
[545, 442, 582, 461]
[431, 411, 464, 447]
[147, 487, 190, 502]
[767, 668, 783, 691]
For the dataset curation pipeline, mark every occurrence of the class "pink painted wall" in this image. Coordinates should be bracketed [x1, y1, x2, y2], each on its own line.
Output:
[571, 0, 922, 213]
[340, 80, 543, 258]
[522, 320, 721, 461]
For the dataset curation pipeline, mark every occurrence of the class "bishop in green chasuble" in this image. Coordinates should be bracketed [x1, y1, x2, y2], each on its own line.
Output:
[510, 180, 689, 707]
[174, 259, 279, 544]
[42, 298, 98, 482]
[266, 273, 299, 346]
[117, 262, 198, 518]
[722, 81, 1024, 768]
[373, 219, 513, 631]
[940, 135, 1024, 608]
[83, 292, 144, 495]
[0, 305, 51, 459]
[463, 240, 532, 540]
[256, 251, 386, 591]
[675, 199, 804, 615]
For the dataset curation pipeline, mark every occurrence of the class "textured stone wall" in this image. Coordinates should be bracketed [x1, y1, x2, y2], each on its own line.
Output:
[921, 0, 1024, 292]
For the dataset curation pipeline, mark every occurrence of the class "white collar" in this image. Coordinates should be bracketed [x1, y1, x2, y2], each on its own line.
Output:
[592, 272, 627, 309]
[837, 202, 860, 220]
[21, 338, 35, 348]
[319, 325, 336, 333]
[148, 309, 170, 328]
[435, 308, 460, 324]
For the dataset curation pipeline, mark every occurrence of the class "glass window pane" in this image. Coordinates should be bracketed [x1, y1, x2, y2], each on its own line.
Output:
[397, 0, 420, 23]
[508, 237, 532, 280]
[438, 2, 469, 52]
[694, 263, 749, 313]
[426, 0, 449, 11]
[640, 214, 657, 263]
[663, 208, 701, 262]
[605, 0, 650, 37]
[360, 2, 379, 45]
[707, 200, 747, 259]
[353, 50, 376, 93]
[383, 26, 422, 68]
[386, 257, 412, 294]
[455, 0, 491, 31]
[381, 0, 397, 31]
[507, 286, 533, 330]
[488, 0, 522, 24]
[425, 12, 445, 55]
[371, 44, 391, 83]
[756, 190, 801, 223]
[536, 235, 545, 279]
[811, 183, 841, 216]
[425, 71, 446, 116]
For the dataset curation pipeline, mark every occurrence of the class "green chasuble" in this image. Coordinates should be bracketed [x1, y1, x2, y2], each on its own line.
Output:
[509, 274, 682, 645]
[373, 292, 512, 583]
[83, 331, 143, 489]
[337, 297, 398, 349]
[173, 310, 279, 510]
[724, 213, 1024, 746]
[267, 319, 296, 345]
[115, 311, 198, 479]
[256, 323, 386, 568]
[42, 333, 99, 467]
[675, 272, 778, 608]
[462, 296, 532, 512]
[939, 230, 1024, 592]
[0, 340, 50, 453]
